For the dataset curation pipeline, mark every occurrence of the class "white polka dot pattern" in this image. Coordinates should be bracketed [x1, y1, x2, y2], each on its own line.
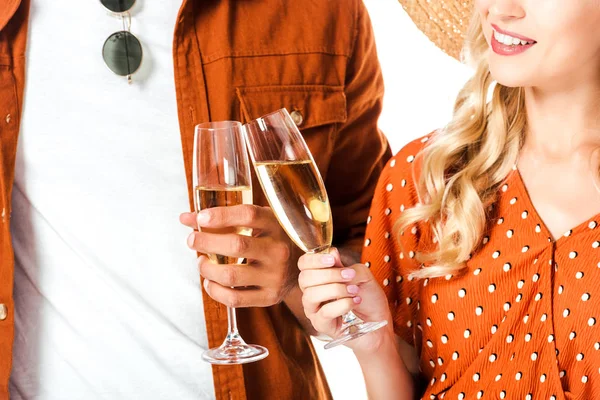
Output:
[361, 135, 600, 399]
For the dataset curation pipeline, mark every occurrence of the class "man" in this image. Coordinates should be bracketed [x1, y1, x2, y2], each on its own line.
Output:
[0, 0, 390, 399]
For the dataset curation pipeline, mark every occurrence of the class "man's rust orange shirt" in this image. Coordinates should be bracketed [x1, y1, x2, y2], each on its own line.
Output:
[0, 1, 391, 399]
[363, 135, 600, 399]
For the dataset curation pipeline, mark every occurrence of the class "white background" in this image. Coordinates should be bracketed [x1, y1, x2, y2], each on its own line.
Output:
[312, 1, 473, 398]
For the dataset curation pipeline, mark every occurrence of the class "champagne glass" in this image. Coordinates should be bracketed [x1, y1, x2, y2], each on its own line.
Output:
[243, 109, 388, 349]
[193, 121, 268, 364]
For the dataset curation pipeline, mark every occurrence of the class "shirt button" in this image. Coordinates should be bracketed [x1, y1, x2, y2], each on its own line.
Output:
[0, 304, 7, 321]
[290, 110, 304, 126]
[5, 114, 11, 124]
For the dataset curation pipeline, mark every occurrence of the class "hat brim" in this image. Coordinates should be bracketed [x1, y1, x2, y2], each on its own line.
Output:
[397, 0, 474, 61]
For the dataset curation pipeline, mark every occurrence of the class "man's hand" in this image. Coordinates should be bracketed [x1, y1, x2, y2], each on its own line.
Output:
[180, 205, 303, 308]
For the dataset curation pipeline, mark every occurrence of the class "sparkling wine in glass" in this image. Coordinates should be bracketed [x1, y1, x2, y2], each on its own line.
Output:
[194, 121, 268, 364]
[243, 109, 388, 349]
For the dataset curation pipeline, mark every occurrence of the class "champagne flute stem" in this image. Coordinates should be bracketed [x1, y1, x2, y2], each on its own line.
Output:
[226, 306, 240, 339]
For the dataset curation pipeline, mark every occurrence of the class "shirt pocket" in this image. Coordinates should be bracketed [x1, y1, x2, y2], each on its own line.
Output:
[235, 84, 347, 180]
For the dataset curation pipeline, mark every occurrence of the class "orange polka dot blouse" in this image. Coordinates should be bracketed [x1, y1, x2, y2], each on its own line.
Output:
[362, 134, 600, 400]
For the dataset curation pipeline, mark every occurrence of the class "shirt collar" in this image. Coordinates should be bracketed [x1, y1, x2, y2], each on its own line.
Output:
[0, 0, 22, 32]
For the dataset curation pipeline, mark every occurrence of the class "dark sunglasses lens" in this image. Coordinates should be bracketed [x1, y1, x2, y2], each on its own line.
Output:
[102, 31, 142, 76]
[100, 0, 135, 13]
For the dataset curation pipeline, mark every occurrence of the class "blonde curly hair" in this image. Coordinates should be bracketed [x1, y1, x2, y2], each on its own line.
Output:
[398, 13, 527, 279]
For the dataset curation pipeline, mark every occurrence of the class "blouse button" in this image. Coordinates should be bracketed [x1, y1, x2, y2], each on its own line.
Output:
[0, 304, 7, 321]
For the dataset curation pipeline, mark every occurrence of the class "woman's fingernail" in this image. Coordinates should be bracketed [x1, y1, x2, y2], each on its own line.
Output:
[187, 233, 195, 248]
[347, 285, 359, 294]
[341, 269, 356, 280]
[353, 296, 362, 304]
[321, 255, 335, 265]
[203, 279, 209, 291]
[197, 211, 210, 226]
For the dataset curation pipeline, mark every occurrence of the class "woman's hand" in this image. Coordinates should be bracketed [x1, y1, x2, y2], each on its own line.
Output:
[298, 248, 393, 353]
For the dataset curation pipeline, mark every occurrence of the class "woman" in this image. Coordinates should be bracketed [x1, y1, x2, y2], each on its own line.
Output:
[299, 0, 600, 398]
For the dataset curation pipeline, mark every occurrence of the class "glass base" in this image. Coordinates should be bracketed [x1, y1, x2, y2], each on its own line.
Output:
[202, 335, 268, 365]
[324, 320, 388, 350]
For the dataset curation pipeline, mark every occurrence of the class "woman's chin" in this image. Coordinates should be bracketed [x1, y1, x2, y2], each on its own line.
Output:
[489, 66, 533, 89]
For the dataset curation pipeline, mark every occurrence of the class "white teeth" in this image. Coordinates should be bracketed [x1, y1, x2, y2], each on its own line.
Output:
[493, 29, 533, 46]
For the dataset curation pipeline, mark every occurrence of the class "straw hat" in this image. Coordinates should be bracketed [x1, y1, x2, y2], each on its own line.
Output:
[397, 0, 474, 61]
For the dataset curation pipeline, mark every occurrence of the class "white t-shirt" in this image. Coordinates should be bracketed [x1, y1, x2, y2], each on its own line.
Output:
[9, 1, 215, 399]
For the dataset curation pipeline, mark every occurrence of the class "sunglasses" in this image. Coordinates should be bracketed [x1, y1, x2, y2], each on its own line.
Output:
[101, 0, 143, 83]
